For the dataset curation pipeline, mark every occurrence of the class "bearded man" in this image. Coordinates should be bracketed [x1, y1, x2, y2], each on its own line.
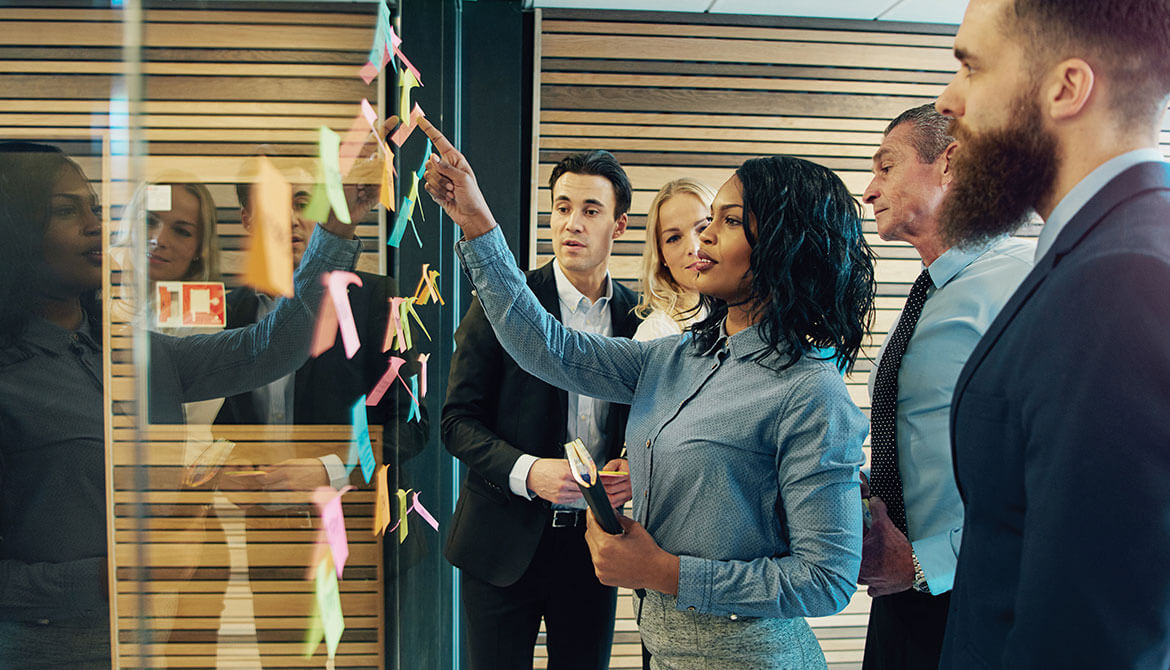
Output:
[935, 1, 1170, 668]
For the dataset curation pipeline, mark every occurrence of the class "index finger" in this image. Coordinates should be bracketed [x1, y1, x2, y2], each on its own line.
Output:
[418, 116, 458, 163]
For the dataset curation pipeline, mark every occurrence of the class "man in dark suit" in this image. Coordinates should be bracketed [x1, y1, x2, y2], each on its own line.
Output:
[442, 150, 639, 670]
[215, 164, 428, 667]
[934, 1, 1170, 667]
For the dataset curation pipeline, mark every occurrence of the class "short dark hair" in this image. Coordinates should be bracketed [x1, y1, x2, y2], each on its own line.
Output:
[1005, 0, 1170, 127]
[885, 104, 954, 163]
[691, 156, 876, 374]
[548, 150, 632, 219]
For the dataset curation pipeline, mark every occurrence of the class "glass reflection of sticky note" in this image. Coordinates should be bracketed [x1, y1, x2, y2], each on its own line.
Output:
[410, 491, 439, 531]
[243, 157, 294, 297]
[146, 183, 171, 212]
[314, 555, 345, 660]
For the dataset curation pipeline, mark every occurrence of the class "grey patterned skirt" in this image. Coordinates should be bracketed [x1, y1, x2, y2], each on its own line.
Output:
[639, 591, 828, 670]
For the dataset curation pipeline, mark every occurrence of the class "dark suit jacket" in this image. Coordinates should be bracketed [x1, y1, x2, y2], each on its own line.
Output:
[943, 162, 1170, 669]
[441, 262, 639, 587]
[215, 270, 427, 467]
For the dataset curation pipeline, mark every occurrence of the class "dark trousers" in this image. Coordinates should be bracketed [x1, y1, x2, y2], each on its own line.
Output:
[862, 589, 951, 670]
[460, 523, 616, 670]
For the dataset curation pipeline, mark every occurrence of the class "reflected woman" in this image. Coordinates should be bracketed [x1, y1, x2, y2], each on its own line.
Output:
[0, 142, 362, 667]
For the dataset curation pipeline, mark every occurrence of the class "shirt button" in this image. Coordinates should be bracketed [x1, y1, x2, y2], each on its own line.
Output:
[729, 614, 738, 621]
[687, 606, 695, 611]
[645, 440, 651, 449]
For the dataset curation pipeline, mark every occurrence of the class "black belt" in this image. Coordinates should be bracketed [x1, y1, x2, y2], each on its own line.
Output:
[550, 509, 585, 528]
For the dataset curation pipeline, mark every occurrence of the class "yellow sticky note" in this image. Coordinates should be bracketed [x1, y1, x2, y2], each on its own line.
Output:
[396, 488, 409, 544]
[315, 554, 344, 660]
[305, 126, 350, 225]
[242, 156, 294, 297]
[398, 67, 421, 125]
[374, 464, 391, 536]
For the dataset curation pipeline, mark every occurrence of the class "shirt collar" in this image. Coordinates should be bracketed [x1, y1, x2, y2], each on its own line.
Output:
[924, 237, 1001, 289]
[698, 318, 770, 360]
[21, 312, 100, 356]
[552, 259, 612, 313]
[1036, 148, 1167, 262]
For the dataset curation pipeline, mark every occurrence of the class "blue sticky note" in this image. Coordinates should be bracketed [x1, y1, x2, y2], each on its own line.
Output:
[389, 196, 413, 247]
[407, 375, 421, 422]
[350, 395, 374, 482]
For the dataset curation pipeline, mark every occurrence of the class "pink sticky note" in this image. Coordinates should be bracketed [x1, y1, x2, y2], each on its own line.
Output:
[328, 271, 363, 359]
[417, 353, 429, 397]
[367, 356, 407, 406]
[310, 278, 339, 358]
[313, 485, 355, 579]
[359, 59, 379, 85]
[409, 491, 439, 531]
[394, 46, 423, 86]
[360, 98, 378, 127]
[390, 103, 425, 147]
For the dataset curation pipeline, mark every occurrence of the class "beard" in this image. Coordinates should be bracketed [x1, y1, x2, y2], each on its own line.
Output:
[940, 92, 1059, 250]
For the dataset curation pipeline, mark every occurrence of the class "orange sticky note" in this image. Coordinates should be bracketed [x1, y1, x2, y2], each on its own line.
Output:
[412, 264, 444, 305]
[338, 112, 371, 178]
[242, 156, 294, 297]
[373, 464, 391, 536]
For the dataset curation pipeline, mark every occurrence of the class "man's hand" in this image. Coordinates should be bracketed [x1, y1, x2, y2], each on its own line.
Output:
[319, 115, 398, 240]
[526, 458, 582, 505]
[858, 496, 916, 597]
[258, 458, 330, 492]
[600, 458, 632, 509]
[418, 116, 497, 238]
[584, 510, 679, 594]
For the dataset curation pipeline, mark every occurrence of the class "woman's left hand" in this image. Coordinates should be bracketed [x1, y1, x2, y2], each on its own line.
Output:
[585, 509, 680, 594]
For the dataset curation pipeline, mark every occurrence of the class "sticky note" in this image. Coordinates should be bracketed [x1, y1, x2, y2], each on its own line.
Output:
[305, 126, 350, 225]
[397, 67, 421, 127]
[315, 555, 344, 660]
[312, 486, 355, 579]
[409, 491, 439, 531]
[146, 184, 171, 211]
[367, 356, 407, 406]
[402, 298, 430, 342]
[418, 353, 429, 397]
[390, 102, 425, 147]
[303, 605, 323, 658]
[389, 194, 414, 248]
[373, 464, 391, 536]
[338, 113, 371, 178]
[407, 374, 420, 422]
[310, 271, 363, 359]
[412, 264, 444, 305]
[396, 488, 409, 544]
[242, 156, 294, 297]
[350, 395, 374, 483]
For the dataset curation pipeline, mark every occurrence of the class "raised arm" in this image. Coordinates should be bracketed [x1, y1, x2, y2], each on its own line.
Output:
[420, 117, 645, 404]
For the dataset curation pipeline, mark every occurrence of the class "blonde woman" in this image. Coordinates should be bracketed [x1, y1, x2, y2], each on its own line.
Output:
[633, 178, 716, 341]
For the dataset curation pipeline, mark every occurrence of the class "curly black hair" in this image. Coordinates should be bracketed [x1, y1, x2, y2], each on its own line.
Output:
[691, 156, 875, 374]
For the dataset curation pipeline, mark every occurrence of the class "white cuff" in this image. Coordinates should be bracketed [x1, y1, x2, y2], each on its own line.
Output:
[319, 454, 349, 490]
[508, 454, 539, 499]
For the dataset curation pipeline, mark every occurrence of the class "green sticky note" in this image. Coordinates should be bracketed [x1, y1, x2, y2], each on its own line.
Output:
[315, 556, 345, 660]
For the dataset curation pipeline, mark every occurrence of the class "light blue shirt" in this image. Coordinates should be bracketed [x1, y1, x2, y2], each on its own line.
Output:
[1036, 148, 1167, 262]
[460, 226, 867, 620]
[868, 235, 1034, 594]
[507, 261, 614, 508]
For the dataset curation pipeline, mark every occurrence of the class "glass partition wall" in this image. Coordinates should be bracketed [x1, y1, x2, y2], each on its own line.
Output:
[0, 2, 456, 668]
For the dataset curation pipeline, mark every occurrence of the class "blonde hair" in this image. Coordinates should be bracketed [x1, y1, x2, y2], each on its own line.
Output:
[116, 177, 221, 282]
[634, 178, 716, 323]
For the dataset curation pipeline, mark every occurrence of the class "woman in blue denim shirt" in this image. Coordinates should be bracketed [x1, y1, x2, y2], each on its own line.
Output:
[422, 119, 875, 669]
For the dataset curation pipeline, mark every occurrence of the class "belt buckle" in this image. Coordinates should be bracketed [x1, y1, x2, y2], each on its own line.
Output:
[551, 509, 579, 528]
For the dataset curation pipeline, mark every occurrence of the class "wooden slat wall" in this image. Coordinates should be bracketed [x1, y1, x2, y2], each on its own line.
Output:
[0, 5, 386, 284]
[532, 10, 988, 670]
[1, 5, 392, 668]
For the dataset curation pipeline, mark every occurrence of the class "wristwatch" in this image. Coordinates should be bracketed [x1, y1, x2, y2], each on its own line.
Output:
[911, 552, 931, 594]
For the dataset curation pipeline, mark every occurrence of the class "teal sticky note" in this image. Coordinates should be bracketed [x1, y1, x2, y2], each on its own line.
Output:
[407, 375, 420, 422]
[351, 395, 374, 483]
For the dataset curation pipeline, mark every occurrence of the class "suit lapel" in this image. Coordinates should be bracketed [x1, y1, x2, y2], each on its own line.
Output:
[529, 263, 568, 434]
[951, 161, 1170, 435]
